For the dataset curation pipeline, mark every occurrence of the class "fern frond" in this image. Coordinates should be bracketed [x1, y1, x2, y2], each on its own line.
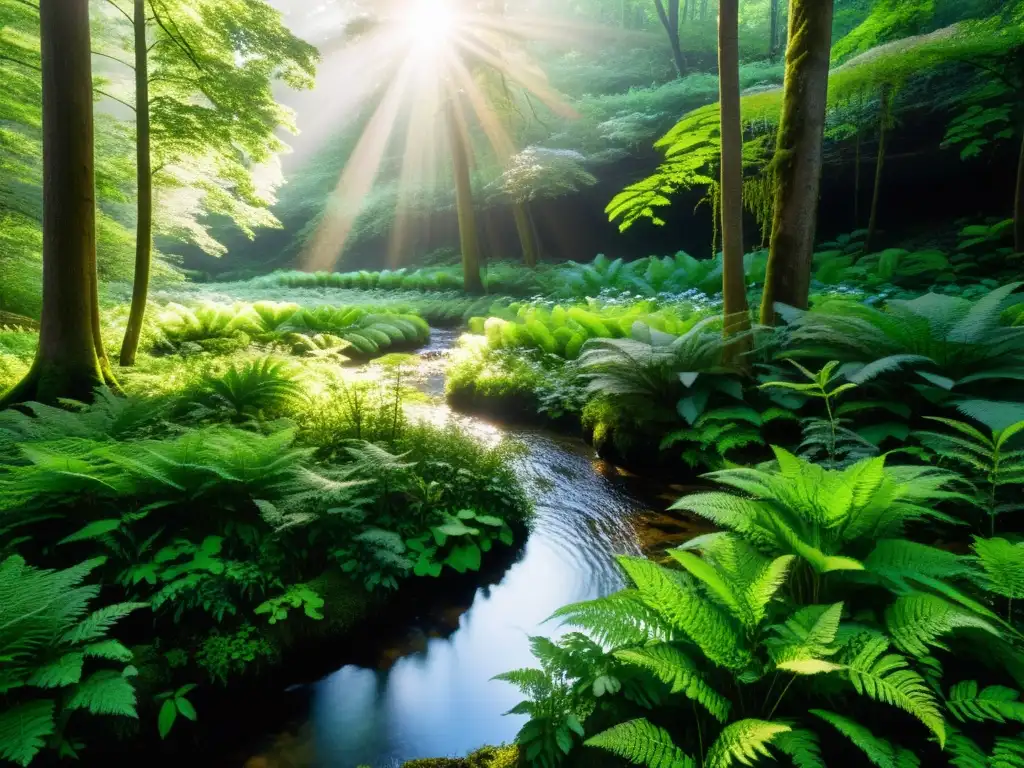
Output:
[618, 556, 750, 670]
[841, 635, 946, 744]
[550, 590, 670, 647]
[810, 710, 920, 768]
[0, 701, 55, 767]
[772, 728, 825, 768]
[65, 670, 137, 717]
[705, 719, 790, 768]
[585, 718, 695, 768]
[613, 644, 730, 722]
[885, 593, 1000, 656]
[947, 680, 1024, 725]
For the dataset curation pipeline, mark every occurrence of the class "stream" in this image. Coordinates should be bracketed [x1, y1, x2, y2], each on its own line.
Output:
[242, 330, 663, 768]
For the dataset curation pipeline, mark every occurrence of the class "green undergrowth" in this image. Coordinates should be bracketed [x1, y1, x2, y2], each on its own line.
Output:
[399, 744, 520, 768]
[0, 345, 531, 762]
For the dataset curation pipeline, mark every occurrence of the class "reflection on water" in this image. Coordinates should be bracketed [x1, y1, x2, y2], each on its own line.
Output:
[246, 340, 654, 768]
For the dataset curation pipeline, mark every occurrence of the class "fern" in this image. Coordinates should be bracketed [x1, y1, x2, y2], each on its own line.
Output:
[0, 701, 55, 767]
[840, 634, 946, 743]
[613, 645, 730, 722]
[618, 556, 751, 670]
[0, 556, 143, 764]
[885, 593, 1000, 656]
[705, 719, 791, 768]
[948, 680, 1024, 725]
[549, 590, 671, 648]
[972, 536, 1024, 600]
[585, 719, 695, 768]
[810, 710, 920, 768]
[916, 417, 1024, 534]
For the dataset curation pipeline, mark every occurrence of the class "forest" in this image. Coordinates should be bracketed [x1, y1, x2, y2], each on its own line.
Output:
[1, 0, 1024, 766]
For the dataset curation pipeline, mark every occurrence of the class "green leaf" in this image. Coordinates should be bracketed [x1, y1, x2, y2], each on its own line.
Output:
[59, 519, 122, 545]
[175, 697, 197, 722]
[158, 699, 177, 739]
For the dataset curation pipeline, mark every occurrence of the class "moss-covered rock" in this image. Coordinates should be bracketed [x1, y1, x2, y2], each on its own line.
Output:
[401, 744, 520, 768]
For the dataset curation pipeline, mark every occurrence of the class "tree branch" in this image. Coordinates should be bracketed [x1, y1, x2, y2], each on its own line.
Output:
[103, 0, 134, 26]
[149, 0, 205, 73]
[93, 50, 135, 70]
[10, 0, 38, 11]
[0, 53, 40, 71]
[95, 88, 137, 112]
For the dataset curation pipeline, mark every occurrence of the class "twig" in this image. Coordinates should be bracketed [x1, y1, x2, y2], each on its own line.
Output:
[95, 88, 137, 112]
[0, 53, 39, 71]
[103, 0, 134, 26]
[149, 0, 204, 73]
[150, 0, 204, 72]
[93, 50, 135, 70]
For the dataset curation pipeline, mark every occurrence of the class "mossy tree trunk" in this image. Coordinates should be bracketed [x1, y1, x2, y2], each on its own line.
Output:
[654, 0, 687, 77]
[120, 0, 153, 366]
[447, 100, 484, 295]
[512, 201, 538, 268]
[1, 0, 117, 408]
[719, 0, 751, 360]
[759, 0, 834, 325]
[1015, 130, 1024, 253]
[865, 86, 892, 253]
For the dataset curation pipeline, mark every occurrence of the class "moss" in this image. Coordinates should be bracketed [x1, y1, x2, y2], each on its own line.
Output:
[401, 744, 520, 768]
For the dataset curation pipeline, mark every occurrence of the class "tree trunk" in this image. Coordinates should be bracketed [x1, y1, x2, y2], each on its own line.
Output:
[512, 201, 538, 268]
[654, 0, 687, 77]
[446, 101, 484, 294]
[1, 0, 116, 408]
[853, 128, 861, 228]
[759, 0, 834, 325]
[864, 87, 891, 253]
[1015, 131, 1024, 253]
[120, 0, 152, 367]
[719, 0, 751, 359]
[769, 0, 779, 60]
[701, 0, 709, 21]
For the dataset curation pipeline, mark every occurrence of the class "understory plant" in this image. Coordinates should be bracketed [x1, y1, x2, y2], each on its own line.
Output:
[499, 449, 1024, 767]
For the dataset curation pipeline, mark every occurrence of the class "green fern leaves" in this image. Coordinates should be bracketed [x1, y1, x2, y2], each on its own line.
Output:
[841, 634, 946, 744]
[947, 681, 1024, 725]
[705, 720, 791, 768]
[613, 644, 730, 722]
[585, 719, 695, 768]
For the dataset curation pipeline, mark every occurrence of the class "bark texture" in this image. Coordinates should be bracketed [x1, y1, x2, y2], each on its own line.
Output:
[120, 0, 153, 366]
[447, 101, 484, 294]
[512, 202, 538, 268]
[718, 0, 751, 358]
[654, 0, 687, 77]
[865, 87, 891, 253]
[1015, 131, 1024, 254]
[759, 0, 834, 325]
[2, 0, 114, 407]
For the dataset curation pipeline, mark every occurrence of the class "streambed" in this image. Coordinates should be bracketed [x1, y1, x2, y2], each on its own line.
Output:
[239, 332, 671, 768]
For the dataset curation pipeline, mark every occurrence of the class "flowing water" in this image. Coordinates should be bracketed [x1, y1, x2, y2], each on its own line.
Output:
[243, 332, 665, 768]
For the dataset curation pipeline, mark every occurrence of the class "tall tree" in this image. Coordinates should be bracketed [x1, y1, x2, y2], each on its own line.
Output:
[653, 0, 687, 77]
[1, 0, 116, 407]
[102, 0, 318, 365]
[120, 0, 151, 366]
[769, 0, 780, 60]
[718, 0, 750, 356]
[447, 98, 485, 294]
[759, 0, 834, 324]
[864, 85, 892, 252]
